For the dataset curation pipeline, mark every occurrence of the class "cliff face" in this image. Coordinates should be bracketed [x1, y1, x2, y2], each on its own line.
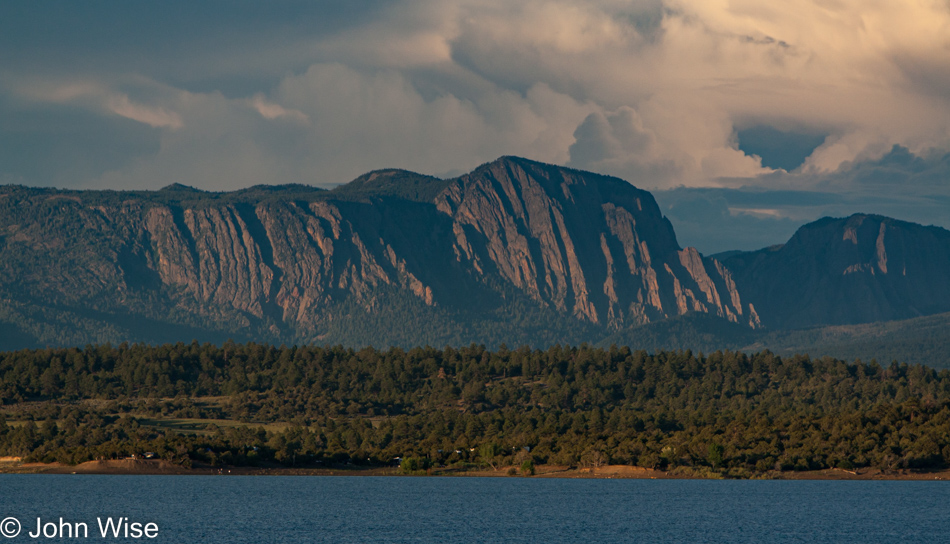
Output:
[434, 158, 756, 328]
[721, 214, 950, 329]
[10, 160, 950, 348]
[0, 157, 755, 348]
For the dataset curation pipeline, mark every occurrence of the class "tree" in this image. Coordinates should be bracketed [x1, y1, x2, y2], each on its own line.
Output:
[401, 456, 429, 474]
[580, 447, 608, 469]
[479, 443, 502, 470]
[708, 443, 725, 469]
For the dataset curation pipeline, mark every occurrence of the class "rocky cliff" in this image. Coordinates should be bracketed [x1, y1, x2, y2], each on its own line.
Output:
[720, 214, 950, 329]
[0, 157, 756, 349]
[434, 158, 757, 328]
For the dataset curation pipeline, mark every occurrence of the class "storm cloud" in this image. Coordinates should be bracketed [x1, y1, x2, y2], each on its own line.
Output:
[1, 0, 948, 249]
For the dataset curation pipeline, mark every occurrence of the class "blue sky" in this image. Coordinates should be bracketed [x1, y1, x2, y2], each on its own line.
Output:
[2, 1, 949, 253]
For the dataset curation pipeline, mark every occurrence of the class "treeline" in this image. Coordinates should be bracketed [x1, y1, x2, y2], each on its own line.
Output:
[2, 342, 950, 475]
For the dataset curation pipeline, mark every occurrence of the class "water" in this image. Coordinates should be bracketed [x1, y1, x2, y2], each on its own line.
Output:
[0, 475, 947, 543]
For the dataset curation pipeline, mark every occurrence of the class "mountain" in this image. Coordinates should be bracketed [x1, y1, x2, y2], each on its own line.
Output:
[433, 158, 756, 328]
[0, 156, 755, 350]
[746, 311, 950, 369]
[592, 310, 950, 369]
[720, 214, 950, 329]
[5, 158, 950, 357]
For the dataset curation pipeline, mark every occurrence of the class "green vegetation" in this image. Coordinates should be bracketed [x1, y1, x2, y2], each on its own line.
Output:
[604, 311, 950, 369]
[4, 180, 950, 370]
[0, 171, 447, 212]
[330, 169, 452, 203]
[748, 311, 950, 368]
[2, 342, 950, 476]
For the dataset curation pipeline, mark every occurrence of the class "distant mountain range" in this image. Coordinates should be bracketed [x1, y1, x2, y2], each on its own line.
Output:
[2, 156, 949, 366]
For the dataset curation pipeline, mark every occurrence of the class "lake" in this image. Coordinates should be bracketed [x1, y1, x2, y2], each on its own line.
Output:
[0, 475, 946, 542]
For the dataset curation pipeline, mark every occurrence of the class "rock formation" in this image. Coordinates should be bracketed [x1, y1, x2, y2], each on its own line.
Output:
[720, 214, 950, 329]
[0, 157, 756, 348]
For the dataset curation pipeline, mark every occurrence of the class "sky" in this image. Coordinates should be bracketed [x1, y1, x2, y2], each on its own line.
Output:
[1, 0, 949, 253]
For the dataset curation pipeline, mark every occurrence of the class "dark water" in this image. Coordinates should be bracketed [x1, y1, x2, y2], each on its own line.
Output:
[0, 475, 947, 543]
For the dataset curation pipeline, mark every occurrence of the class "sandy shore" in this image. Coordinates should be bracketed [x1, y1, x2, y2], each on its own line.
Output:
[2, 459, 949, 480]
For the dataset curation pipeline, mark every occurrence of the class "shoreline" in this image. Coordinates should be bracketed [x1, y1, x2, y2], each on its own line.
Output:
[2, 459, 949, 480]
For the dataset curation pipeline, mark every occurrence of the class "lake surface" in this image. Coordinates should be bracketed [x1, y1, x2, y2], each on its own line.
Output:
[0, 475, 946, 543]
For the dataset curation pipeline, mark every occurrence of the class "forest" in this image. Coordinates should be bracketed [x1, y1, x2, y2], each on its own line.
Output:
[2, 342, 950, 476]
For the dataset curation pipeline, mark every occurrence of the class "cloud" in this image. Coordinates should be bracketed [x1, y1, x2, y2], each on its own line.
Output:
[569, 108, 653, 165]
[1, 0, 949, 225]
[416, 0, 950, 187]
[249, 94, 310, 124]
[79, 64, 596, 190]
[567, 107, 680, 182]
[658, 146, 950, 253]
[105, 95, 182, 129]
[655, 188, 806, 254]
[8, 77, 183, 129]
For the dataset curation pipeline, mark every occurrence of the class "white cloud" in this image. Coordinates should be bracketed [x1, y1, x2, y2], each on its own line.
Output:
[105, 94, 182, 129]
[81, 64, 594, 190]
[249, 94, 310, 124]
[8, 76, 183, 129]
[3, 0, 950, 195]
[654, 0, 950, 174]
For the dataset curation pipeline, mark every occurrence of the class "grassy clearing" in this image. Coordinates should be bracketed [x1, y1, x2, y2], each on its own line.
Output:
[135, 417, 296, 434]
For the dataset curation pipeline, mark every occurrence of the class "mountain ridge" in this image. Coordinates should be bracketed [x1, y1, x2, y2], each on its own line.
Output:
[2, 157, 950, 354]
[722, 213, 950, 329]
[0, 156, 754, 349]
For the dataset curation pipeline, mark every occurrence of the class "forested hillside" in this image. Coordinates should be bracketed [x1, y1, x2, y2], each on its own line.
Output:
[599, 311, 950, 369]
[2, 343, 949, 476]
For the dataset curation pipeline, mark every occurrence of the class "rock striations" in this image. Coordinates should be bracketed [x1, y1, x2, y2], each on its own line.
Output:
[7, 158, 949, 350]
[434, 158, 757, 328]
[720, 214, 950, 329]
[0, 157, 756, 348]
